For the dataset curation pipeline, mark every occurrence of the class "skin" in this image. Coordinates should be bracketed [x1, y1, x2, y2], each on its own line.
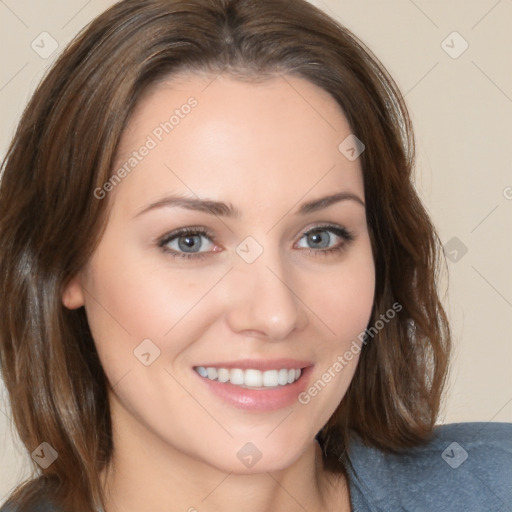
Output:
[63, 73, 375, 512]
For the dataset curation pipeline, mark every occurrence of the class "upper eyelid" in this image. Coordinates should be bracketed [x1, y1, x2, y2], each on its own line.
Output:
[158, 226, 213, 243]
[162, 223, 346, 236]
[300, 224, 350, 234]
[158, 223, 352, 247]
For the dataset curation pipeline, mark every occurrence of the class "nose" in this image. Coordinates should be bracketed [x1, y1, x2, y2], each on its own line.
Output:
[223, 249, 309, 340]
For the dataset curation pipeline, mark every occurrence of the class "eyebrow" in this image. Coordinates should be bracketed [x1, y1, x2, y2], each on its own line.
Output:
[134, 191, 365, 219]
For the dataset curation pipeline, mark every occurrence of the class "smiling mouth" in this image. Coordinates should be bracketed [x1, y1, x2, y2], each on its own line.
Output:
[194, 366, 302, 389]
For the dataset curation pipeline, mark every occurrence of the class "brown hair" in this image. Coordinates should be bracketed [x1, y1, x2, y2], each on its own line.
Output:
[0, 0, 450, 510]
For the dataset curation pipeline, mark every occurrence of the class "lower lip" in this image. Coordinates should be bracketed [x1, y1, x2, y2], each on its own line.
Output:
[194, 367, 313, 411]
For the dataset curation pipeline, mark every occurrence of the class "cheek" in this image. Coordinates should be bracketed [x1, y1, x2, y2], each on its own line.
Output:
[80, 242, 229, 376]
[310, 240, 375, 348]
[294, 239, 375, 421]
[323, 268, 375, 343]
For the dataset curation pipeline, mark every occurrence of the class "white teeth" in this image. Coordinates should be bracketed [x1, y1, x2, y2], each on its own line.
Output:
[196, 366, 208, 378]
[195, 366, 303, 388]
[244, 369, 263, 387]
[230, 368, 244, 385]
[217, 368, 230, 383]
[263, 370, 279, 387]
[278, 368, 289, 385]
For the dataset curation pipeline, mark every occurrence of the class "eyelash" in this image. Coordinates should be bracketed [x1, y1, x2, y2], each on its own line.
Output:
[157, 224, 355, 261]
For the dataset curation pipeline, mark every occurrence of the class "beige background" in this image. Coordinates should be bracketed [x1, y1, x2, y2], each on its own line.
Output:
[1, 0, 511, 502]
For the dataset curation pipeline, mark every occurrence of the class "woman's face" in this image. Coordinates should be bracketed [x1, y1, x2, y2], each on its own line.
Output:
[64, 73, 375, 473]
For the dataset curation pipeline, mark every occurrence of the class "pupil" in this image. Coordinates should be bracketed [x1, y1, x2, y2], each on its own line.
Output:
[309, 230, 329, 248]
[179, 235, 201, 252]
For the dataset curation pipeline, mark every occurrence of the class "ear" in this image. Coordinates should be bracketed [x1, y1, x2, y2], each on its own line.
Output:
[62, 275, 85, 310]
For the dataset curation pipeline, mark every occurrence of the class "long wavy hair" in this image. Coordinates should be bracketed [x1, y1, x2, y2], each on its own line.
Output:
[0, 0, 451, 510]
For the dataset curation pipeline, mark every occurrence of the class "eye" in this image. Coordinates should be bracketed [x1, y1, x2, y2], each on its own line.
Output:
[158, 227, 217, 259]
[296, 224, 354, 255]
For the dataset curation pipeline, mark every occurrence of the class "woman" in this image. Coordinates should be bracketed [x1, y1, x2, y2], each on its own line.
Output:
[0, 0, 510, 511]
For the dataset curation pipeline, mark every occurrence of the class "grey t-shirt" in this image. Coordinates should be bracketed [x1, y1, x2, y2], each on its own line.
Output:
[347, 421, 512, 511]
[2, 422, 511, 511]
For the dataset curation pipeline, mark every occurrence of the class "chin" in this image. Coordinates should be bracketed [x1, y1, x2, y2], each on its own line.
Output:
[213, 454, 301, 476]
[195, 434, 313, 475]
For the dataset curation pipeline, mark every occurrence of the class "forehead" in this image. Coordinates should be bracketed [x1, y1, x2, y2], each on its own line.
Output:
[110, 73, 364, 214]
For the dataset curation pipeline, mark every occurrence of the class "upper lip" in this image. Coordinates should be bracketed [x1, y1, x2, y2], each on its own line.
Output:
[194, 358, 313, 371]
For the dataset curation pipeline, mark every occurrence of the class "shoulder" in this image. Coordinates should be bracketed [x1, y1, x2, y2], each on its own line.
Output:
[0, 476, 62, 512]
[0, 497, 59, 512]
[346, 422, 512, 512]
